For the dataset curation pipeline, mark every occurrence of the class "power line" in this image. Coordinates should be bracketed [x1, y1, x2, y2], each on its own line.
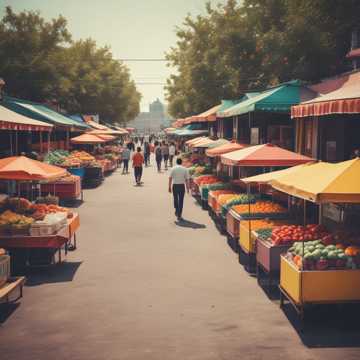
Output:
[118, 59, 167, 62]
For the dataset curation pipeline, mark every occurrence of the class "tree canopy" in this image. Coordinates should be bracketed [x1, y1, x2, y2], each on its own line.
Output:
[0, 6, 141, 124]
[166, 0, 360, 118]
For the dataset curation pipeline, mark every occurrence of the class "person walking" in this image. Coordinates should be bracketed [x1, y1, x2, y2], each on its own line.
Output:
[168, 158, 190, 221]
[121, 146, 131, 174]
[154, 141, 162, 172]
[132, 147, 144, 185]
[143, 141, 150, 167]
[161, 141, 170, 170]
[169, 142, 176, 167]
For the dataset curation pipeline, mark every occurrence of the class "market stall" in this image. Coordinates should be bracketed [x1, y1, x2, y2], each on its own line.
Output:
[220, 144, 313, 271]
[0, 157, 80, 268]
[267, 158, 360, 318]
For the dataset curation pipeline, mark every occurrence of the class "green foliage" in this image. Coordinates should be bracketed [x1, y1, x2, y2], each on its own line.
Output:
[166, 0, 360, 118]
[0, 6, 140, 124]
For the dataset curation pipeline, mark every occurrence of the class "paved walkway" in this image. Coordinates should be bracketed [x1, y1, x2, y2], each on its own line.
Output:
[0, 162, 359, 360]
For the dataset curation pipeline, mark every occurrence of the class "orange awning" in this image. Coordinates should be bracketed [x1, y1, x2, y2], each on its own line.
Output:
[185, 136, 206, 146]
[83, 115, 109, 131]
[0, 156, 66, 181]
[206, 142, 248, 158]
[221, 143, 314, 167]
[71, 134, 106, 144]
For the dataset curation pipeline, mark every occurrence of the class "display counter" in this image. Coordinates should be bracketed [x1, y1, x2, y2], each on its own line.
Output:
[279, 255, 360, 315]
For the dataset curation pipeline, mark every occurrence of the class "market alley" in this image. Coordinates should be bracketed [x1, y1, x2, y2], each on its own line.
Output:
[0, 163, 359, 360]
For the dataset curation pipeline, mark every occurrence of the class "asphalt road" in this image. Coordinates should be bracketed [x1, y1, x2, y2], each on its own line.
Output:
[0, 161, 359, 360]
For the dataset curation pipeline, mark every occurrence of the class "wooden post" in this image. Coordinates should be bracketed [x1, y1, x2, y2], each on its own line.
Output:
[9, 131, 13, 155]
[47, 131, 50, 153]
[15, 131, 18, 155]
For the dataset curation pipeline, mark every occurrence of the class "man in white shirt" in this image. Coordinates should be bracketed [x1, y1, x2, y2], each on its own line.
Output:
[168, 158, 190, 221]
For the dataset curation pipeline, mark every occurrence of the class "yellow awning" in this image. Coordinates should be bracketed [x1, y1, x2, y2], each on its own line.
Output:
[241, 163, 315, 184]
[270, 158, 360, 203]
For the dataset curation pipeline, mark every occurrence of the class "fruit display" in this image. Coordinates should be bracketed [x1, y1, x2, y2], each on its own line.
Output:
[31, 204, 69, 221]
[52, 173, 79, 184]
[0, 210, 34, 234]
[6, 197, 32, 214]
[44, 150, 70, 165]
[288, 241, 351, 270]
[270, 224, 330, 245]
[231, 201, 287, 219]
[193, 175, 219, 186]
[221, 194, 258, 218]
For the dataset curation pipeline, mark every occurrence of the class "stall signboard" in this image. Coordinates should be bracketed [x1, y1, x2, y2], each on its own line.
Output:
[322, 203, 342, 223]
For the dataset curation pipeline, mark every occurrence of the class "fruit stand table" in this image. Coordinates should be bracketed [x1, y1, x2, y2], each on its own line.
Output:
[0, 213, 80, 266]
[279, 255, 360, 319]
[256, 236, 292, 292]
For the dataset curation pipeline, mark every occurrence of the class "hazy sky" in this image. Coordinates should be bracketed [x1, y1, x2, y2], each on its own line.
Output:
[0, 0, 226, 111]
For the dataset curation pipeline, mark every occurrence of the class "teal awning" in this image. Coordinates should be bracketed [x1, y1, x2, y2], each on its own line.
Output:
[219, 80, 302, 118]
[3, 96, 89, 130]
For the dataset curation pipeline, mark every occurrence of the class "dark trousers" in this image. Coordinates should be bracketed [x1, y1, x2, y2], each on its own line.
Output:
[173, 184, 185, 217]
[156, 157, 162, 171]
[144, 153, 150, 166]
[169, 155, 174, 167]
[123, 159, 129, 172]
[134, 166, 143, 183]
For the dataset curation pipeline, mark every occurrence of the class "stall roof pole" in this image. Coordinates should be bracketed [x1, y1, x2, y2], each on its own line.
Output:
[40, 132, 43, 153]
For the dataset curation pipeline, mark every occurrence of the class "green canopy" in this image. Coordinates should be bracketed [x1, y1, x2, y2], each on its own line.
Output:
[3, 96, 89, 130]
[219, 80, 302, 118]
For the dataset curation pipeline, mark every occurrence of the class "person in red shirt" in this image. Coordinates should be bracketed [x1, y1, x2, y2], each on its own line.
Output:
[132, 147, 144, 185]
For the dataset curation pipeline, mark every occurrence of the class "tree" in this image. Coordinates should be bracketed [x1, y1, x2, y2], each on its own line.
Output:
[0, 6, 140, 124]
[166, 0, 360, 118]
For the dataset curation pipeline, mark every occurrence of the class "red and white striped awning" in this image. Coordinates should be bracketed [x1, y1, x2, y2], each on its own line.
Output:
[0, 105, 52, 131]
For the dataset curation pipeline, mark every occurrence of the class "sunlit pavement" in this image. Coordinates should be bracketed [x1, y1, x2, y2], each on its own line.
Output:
[0, 162, 359, 360]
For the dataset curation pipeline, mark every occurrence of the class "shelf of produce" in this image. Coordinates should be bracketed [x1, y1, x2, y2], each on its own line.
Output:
[280, 255, 360, 306]
[256, 237, 291, 273]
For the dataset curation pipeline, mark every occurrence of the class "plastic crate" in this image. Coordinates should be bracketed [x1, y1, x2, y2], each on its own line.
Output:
[0, 255, 10, 288]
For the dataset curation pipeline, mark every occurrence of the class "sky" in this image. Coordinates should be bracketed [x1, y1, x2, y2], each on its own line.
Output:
[0, 0, 227, 112]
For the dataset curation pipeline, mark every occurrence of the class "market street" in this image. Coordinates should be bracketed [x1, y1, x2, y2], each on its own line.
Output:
[0, 163, 359, 360]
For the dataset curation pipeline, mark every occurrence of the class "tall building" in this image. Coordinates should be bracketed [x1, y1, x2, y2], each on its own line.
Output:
[130, 99, 172, 133]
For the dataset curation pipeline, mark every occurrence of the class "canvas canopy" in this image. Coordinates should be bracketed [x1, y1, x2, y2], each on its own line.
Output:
[221, 143, 313, 167]
[0, 156, 66, 181]
[0, 105, 52, 132]
[206, 142, 248, 158]
[219, 81, 313, 118]
[270, 158, 360, 203]
[291, 73, 360, 118]
[240, 163, 315, 184]
[70, 134, 106, 144]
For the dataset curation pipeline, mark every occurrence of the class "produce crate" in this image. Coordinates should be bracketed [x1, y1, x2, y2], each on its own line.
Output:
[68, 167, 85, 179]
[256, 237, 291, 273]
[280, 255, 360, 307]
[41, 176, 82, 200]
[239, 222, 257, 254]
[0, 255, 10, 287]
[226, 209, 240, 239]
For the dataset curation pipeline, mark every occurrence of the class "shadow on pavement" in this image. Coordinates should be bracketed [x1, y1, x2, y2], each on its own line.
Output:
[175, 219, 206, 229]
[0, 302, 20, 324]
[282, 303, 360, 348]
[25, 261, 82, 286]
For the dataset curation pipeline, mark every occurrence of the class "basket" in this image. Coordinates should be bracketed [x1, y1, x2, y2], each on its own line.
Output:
[0, 255, 10, 288]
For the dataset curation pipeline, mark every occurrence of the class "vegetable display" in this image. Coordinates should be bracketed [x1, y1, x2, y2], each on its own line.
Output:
[231, 201, 287, 219]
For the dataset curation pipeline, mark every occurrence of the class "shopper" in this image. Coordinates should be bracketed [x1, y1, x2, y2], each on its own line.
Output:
[169, 142, 176, 167]
[161, 141, 170, 170]
[143, 142, 151, 167]
[168, 157, 190, 221]
[122, 146, 131, 174]
[132, 147, 144, 185]
[154, 141, 162, 172]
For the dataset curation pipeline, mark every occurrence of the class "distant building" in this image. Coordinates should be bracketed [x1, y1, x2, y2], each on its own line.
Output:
[130, 98, 172, 134]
